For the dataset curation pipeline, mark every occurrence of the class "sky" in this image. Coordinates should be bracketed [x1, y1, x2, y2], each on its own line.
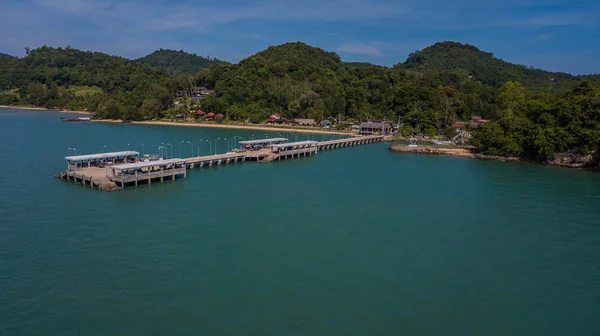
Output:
[1, 0, 599, 74]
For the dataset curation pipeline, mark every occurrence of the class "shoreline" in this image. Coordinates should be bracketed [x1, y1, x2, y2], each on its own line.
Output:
[389, 144, 600, 171]
[93, 119, 353, 135]
[0, 105, 91, 115]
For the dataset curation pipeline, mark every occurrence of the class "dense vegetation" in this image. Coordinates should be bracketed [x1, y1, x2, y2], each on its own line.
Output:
[137, 49, 225, 75]
[400, 41, 598, 94]
[473, 81, 600, 164]
[0, 53, 16, 66]
[0, 41, 599, 165]
[0, 46, 193, 119]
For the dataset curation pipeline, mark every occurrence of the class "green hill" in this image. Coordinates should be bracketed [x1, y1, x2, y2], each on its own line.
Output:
[201, 42, 393, 122]
[398, 41, 596, 94]
[0, 46, 174, 117]
[0, 53, 16, 65]
[137, 49, 225, 75]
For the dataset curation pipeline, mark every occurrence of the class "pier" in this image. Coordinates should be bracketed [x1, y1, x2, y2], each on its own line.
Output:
[317, 135, 383, 150]
[108, 159, 187, 188]
[186, 152, 247, 167]
[58, 135, 384, 190]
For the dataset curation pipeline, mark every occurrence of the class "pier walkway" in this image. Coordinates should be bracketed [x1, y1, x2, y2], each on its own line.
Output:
[58, 135, 386, 190]
[186, 152, 247, 168]
[317, 135, 383, 150]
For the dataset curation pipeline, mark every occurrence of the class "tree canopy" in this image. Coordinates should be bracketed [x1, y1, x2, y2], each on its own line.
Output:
[1, 41, 599, 164]
[137, 49, 226, 75]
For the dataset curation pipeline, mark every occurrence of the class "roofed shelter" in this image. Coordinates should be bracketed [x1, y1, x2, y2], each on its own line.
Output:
[271, 140, 318, 159]
[239, 138, 288, 149]
[108, 158, 187, 187]
[65, 151, 139, 171]
[359, 120, 392, 135]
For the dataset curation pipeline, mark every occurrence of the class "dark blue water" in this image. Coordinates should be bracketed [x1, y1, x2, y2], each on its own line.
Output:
[1, 109, 600, 335]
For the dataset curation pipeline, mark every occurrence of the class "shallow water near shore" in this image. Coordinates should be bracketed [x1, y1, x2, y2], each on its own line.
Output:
[1, 108, 600, 335]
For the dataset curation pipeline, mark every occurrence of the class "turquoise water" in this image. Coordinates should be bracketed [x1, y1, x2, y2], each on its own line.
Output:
[1, 108, 600, 335]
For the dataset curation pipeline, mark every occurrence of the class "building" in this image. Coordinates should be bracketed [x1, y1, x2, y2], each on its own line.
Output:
[453, 116, 490, 131]
[321, 120, 332, 128]
[294, 118, 316, 127]
[359, 120, 393, 135]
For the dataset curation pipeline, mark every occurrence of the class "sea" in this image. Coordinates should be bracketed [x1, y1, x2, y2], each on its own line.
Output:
[1, 108, 599, 335]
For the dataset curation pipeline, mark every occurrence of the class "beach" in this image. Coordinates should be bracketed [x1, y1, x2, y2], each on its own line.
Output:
[93, 119, 353, 135]
[0, 105, 91, 115]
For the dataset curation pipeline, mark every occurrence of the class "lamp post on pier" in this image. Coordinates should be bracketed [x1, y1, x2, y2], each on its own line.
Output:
[188, 141, 193, 157]
[166, 143, 173, 158]
[100, 145, 106, 153]
[206, 140, 212, 155]
[141, 143, 144, 156]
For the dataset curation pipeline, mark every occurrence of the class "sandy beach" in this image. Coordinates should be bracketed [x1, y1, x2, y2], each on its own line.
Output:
[0, 105, 91, 115]
[94, 119, 353, 135]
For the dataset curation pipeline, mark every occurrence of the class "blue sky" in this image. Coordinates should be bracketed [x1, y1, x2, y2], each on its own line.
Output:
[1, 0, 599, 74]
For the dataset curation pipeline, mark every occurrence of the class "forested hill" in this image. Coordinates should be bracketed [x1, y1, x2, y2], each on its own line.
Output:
[0, 42, 598, 165]
[0, 53, 16, 65]
[137, 49, 225, 75]
[198, 42, 399, 122]
[399, 41, 596, 94]
[0, 46, 178, 119]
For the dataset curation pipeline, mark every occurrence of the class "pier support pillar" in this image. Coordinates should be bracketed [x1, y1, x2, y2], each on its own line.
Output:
[82, 175, 86, 186]
[135, 172, 138, 187]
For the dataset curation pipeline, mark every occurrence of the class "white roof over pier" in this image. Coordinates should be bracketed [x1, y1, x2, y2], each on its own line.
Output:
[239, 138, 288, 145]
[65, 151, 139, 162]
[111, 158, 187, 170]
[271, 140, 318, 148]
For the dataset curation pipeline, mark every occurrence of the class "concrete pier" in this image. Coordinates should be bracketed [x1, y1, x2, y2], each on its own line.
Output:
[57, 135, 385, 191]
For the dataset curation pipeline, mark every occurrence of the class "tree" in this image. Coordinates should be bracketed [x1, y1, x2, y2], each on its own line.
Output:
[140, 98, 163, 119]
[436, 86, 465, 125]
[498, 81, 525, 118]
[27, 82, 46, 106]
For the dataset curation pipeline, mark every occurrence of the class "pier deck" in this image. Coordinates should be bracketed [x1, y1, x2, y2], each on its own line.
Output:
[317, 135, 383, 150]
[58, 135, 385, 190]
[186, 152, 247, 167]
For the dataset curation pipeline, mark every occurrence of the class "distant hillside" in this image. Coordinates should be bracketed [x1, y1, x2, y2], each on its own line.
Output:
[236, 42, 344, 78]
[0, 53, 16, 65]
[137, 49, 225, 75]
[0, 46, 175, 117]
[198, 42, 401, 122]
[398, 41, 596, 93]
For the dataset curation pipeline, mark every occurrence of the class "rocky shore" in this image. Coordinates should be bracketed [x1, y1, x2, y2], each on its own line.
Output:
[389, 144, 600, 171]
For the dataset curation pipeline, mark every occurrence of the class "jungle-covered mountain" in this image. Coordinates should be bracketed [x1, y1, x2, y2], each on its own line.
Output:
[399, 41, 598, 94]
[137, 49, 225, 75]
[0, 41, 598, 164]
[0, 53, 16, 65]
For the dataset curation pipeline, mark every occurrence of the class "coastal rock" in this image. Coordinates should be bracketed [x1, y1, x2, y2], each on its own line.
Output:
[98, 181, 118, 191]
